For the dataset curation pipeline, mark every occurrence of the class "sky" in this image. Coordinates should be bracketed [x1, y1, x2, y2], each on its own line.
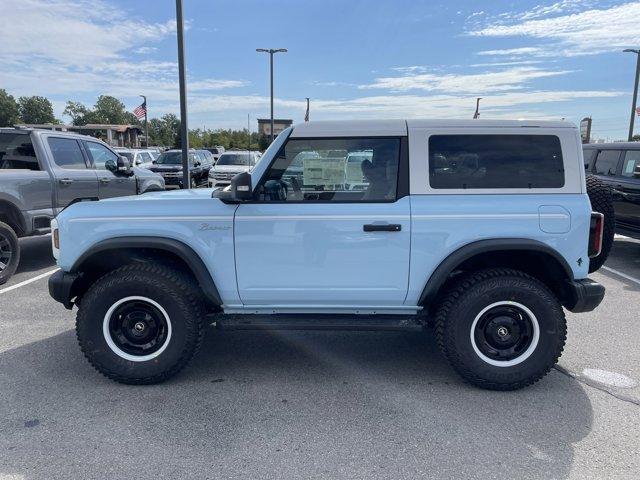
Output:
[1, 0, 640, 140]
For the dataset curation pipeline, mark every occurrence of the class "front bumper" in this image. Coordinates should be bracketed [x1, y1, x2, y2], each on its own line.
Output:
[48, 270, 81, 310]
[564, 278, 605, 313]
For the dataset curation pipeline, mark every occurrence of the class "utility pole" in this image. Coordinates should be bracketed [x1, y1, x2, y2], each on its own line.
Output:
[176, 0, 190, 188]
[256, 48, 287, 143]
[139, 95, 148, 147]
[624, 49, 640, 141]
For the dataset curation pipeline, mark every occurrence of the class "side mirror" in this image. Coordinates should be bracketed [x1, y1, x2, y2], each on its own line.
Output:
[212, 172, 252, 202]
[634, 164, 640, 178]
[117, 156, 133, 175]
[231, 172, 252, 200]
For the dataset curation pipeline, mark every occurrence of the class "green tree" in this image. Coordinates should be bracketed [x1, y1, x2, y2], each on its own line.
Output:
[64, 96, 141, 126]
[148, 113, 181, 147]
[63, 101, 90, 125]
[18, 96, 56, 124]
[0, 89, 20, 127]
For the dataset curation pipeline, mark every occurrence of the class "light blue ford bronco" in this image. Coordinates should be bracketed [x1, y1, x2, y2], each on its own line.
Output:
[48, 120, 607, 390]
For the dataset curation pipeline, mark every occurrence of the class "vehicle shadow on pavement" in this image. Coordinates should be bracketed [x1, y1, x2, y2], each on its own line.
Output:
[15, 236, 55, 275]
[0, 326, 593, 479]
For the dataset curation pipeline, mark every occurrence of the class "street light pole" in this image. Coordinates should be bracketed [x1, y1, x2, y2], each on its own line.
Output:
[624, 49, 640, 141]
[256, 48, 287, 143]
[176, 0, 190, 188]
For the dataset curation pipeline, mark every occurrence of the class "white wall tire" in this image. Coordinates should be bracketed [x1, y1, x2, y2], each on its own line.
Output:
[435, 268, 566, 390]
[76, 263, 206, 384]
[102, 296, 173, 362]
[469, 301, 540, 367]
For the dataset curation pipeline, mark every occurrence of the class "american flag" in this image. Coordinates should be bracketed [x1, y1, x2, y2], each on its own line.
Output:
[636, 106, 640, 117]
[133, 102, 147, 120]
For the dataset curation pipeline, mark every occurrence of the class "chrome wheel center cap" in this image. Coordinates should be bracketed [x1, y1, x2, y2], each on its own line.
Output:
[134, 322, 146, 333]
[497, 326, 509, 338]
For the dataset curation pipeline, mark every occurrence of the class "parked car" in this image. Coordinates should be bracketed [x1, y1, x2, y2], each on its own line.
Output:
[208, 150, 260, 187]
[206, 146, 225, 163]
[147, 149, 206, 189]
[583, 142, 640, 239]
[0, 127, 164, 284]
[49, 119, 606, 390]
[196, 149, 214, 175]
[114, 148, 156, 168]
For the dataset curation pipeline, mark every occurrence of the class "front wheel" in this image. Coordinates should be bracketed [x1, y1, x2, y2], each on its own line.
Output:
[76, 263, 206, 384]
[0, 221, 20, 285]
[435, 268, 566, 390]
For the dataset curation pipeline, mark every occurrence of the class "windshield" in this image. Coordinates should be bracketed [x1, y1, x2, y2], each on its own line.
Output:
[217, 153, 251, 166]
[155, 151, 183, 165]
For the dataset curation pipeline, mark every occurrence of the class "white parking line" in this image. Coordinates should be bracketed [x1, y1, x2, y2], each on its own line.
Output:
[0, 268, 59, 295]
[602, 266, 640, 287]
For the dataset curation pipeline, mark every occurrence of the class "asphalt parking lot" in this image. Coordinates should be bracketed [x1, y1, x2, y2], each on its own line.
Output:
[1, 236, 639, 479]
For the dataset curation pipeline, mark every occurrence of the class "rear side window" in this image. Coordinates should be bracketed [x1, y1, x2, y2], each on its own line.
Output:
[429, 135, 564, 189]
[583, 148, 597, 171]
[593, 150, 621, 176]
[0, 133, 39, 171]
[621, 150, 640, 177]
[47, 137, 87, 169]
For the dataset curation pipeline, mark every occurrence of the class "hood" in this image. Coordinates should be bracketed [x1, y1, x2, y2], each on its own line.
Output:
[102, 188, 215, 202]
[149, 164, 183, 172]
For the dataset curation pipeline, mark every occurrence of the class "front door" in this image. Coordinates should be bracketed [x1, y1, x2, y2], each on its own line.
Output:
[83, 140, 137, 199]
[46, 136, 99, 208]
[234, 136, 411, 307]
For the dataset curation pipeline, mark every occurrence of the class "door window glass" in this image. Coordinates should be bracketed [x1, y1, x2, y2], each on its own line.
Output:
[260, 137, 400, 202]
[429, 135, 564, 189]
[0, 133, 39, 170]
[84, 141, 118, 170]
[621, 150, 640, 177]
[594, 150, 621, 176]
[47, 137, 87, 169]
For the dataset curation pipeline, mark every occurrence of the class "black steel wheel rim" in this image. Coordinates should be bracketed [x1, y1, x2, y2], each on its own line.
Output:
[473, 305, 534, 362]
[108, 300, 169, 356]
[0, 233, 12, 272]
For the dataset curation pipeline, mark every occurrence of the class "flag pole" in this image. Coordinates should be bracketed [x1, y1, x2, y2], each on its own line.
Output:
[305, 97, 310, 122]
[140, 95, 148, 147]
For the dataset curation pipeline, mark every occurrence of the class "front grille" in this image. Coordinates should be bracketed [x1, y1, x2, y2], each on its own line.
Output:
[213, 172, 236, 180]
[162, 172, 181, 178]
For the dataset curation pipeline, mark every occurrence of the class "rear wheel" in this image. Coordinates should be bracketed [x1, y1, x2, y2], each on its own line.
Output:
[435, 268, 566, 390]
[0, 221, 19, 285]
[586, 175, 614, 273]
[76, 263, 206, 384]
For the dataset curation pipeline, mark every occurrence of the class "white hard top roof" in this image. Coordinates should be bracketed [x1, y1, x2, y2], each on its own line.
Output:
[290, 119, 576, 137]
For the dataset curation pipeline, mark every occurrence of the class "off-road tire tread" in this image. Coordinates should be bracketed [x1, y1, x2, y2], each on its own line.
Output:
[76, 262, 206, 385]
[0, 221, 20, 285]
[586, 175, 614, 273]
[434, 268, 567, 391]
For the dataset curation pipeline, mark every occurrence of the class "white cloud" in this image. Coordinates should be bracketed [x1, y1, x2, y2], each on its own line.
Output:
[477, 47, 547, 56]
[134, 47, 158, 55]
[358, 67, 571, 94]
[0, 0, 248, 120]
[391, 66, 428, 74]
[469, 2, 640, 56]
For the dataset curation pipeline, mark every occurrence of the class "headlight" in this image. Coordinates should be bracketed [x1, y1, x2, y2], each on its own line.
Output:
[51, 218, 60, 260]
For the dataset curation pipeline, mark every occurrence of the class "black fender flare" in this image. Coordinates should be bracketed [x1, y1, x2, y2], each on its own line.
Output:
[72, 236, 222, 306]
[418, 238, 574, 307]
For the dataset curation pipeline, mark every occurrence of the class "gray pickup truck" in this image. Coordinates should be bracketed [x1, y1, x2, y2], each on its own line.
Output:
[0, 127, 164, 284]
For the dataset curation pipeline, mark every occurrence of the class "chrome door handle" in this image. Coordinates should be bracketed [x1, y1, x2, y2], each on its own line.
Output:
[100, 178, 111, 184]
[59, 178, 73, 185]
[363, 224, 402, 232]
